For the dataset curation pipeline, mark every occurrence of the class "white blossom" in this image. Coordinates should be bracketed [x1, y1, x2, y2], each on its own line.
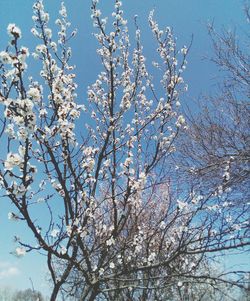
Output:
[106, 236, 115, 246]
[27, 87, 41, 101]
[4, 153, 23, 170]
[176, 115, 185, 127]
[60, 246, 67, 255]
[15, 247, 26, 257]
[8, 212, 19, 221]
[0, 51, 12, 64]
[7, 23, 22, 38]
[5, 124, 15, 138]
[51, 229, 60, 238]
[109, 262, 115, 269]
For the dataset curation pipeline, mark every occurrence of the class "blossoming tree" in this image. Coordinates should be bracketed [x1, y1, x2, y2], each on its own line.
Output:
[0, 1, 249, 300]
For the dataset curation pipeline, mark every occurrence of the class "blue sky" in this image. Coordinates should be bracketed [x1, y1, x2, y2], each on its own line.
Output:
[0, 0, 248, 297]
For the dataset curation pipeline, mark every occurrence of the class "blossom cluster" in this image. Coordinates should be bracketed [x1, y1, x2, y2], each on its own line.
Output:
[1, 2, 246, 300]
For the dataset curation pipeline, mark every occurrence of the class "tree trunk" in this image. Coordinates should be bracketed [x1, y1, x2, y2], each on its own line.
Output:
[50, 284, 60, 301]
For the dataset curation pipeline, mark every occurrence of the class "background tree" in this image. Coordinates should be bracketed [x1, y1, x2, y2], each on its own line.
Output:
[0, 287, 14, 301]
[176, 4, 250, 197]
[0, 287, 46, 301]
[173, 4, 250, 300]
[0, 1, 249, 300]
[12, 288, 45, 301]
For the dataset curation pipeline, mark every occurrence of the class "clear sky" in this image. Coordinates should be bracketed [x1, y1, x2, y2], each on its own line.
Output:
[0, 0, 248, 297]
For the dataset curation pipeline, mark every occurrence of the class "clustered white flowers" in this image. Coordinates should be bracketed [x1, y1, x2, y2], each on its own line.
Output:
[0, 2, 245, 299]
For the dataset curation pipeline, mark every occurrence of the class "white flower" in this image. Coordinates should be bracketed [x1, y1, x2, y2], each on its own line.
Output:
[41, 12, 49, 22]
[106, 237, 115, 246]
[103, 159, 111, 168]
[123, 157, 133, 167]
[50, 42, 57, 51]
[177, 200, 187, 210]
[7, 24, 22, 38]
[17, 127, 29, 140]
[18, 146, 26, 157]
[33, 1, 43, 11]
[12, 182, 27, 197]
[0, 51, 12, 64]
[44, 28, 52, 39]
[31, 28, 39, 37]
[181, 46, 188, 55]
[27, 87, 40, 101]
[32, 53, 39, 60]
[36, 44, 47, 53]
[37, 198, 45, 203]
[39, 108, 47, 117]
[109, 262, 115, 269]
[20, 47, 29, 58]
[69, 109, 80, 119]
[5, 124, 15, 138]
[55, 19, 61, 26]
[4, 153, 23, 170]
[51, 229, 59, 238]
[139, 171, 147, 182]
[60, 246, 67, 255]
[148, 252, 156, 262]
[19, 98, 34, 111]
[82, 158, 95, 172]
[176, 115, 185, 127]
[59, 3, 67, 17]
[15, 247, 26, 257]
[177, 281, 183, 287]
[66, 225, 72, 236]
[223, 171, 230, 181]
[94, 9, 101, 17]
[8, 212, 19, 221]
[159, 221, 166, 229]
[115, 1, 122, 8]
